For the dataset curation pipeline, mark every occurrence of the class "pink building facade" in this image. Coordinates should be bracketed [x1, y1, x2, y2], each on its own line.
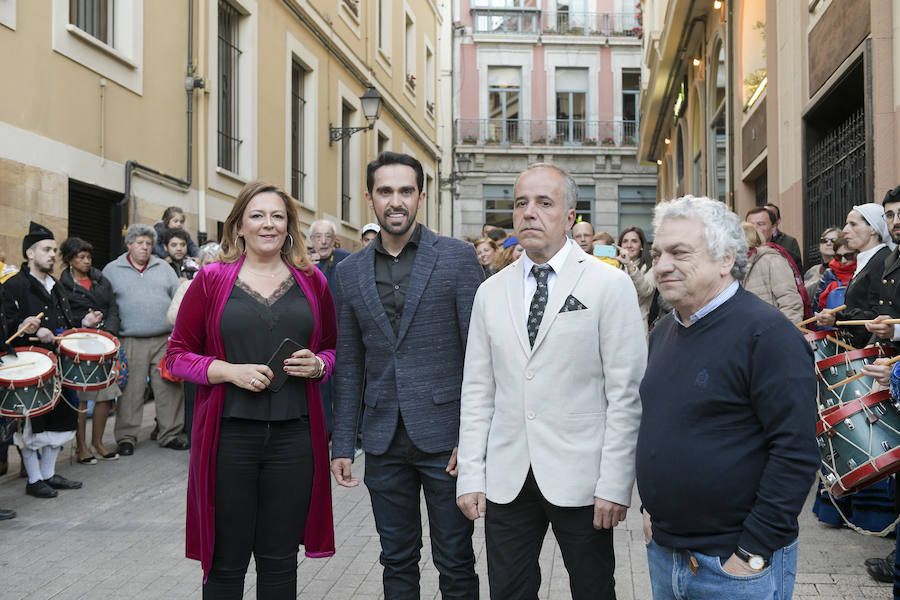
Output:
[450, 0, 657, 238]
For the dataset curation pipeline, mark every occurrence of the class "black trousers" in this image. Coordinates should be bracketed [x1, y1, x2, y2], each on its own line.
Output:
[485, 469, 616, 600]
[203, 417, 314, 600]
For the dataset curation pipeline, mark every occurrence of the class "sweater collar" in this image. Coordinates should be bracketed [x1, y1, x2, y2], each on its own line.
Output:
[673, 280, 740, 328]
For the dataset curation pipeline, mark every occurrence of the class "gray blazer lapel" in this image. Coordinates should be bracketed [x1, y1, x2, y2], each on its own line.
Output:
[531, 249, 588, 354]
[359, 247, 396, 344]
[506, 260, 531, 355]
[395, 229, 438, 347]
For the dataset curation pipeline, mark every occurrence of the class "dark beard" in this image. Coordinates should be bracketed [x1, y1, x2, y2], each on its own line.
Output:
[376, 209, 418, 236]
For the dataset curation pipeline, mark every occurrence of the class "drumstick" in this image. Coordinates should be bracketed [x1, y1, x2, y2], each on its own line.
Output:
[28, 336, 95, 342]
[0, 361, 35, 372]
[827, 354, 900, 390]
[797, 326, 814, 334]
[836, 318, 900, 326]
[825, 336, 856, 352]
[4, 312, 44, 345]
[796, 305, 846, 328]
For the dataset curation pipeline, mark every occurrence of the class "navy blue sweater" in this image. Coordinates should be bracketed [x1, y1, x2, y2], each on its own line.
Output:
[636, 287, 818, 559]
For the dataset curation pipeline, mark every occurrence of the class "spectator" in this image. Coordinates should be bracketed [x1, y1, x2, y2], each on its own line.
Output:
[742, 223, 804, 323]
[814, 233, 855, 309]
[617, 226, 656, 327]
[58, 236, 121, 464]
[360, 223, 380, 248]
[487, 227, 507, 244]
[0, 248, 17, 283]
[766, 203, 804, 269]
[572, 220, 594, 253]
[491, 236, 524, 272]
[482, 223, 499, 237]
[746, 206, 802, 271]
[0, 284, 18, 518]
[5, 222, 97, 497]
[591, 232, 623, 270]
[475, 237, 499, 277]
[805, 227, 839, 300]
[153, 206, 199, 260]
[102, 224, 188, 455]
[163, 229, 196, 280]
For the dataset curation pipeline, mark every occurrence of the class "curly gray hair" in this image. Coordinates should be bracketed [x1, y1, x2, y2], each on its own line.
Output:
[124, 223, 156, 246]
[652, 195, 749, 280]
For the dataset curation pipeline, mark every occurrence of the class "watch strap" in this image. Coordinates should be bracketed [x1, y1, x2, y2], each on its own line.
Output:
[734, 546, 769, 569]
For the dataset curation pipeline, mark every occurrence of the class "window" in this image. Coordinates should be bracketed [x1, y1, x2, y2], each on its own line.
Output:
[377, 131, 389, 155]
[377, 0, 390, 58]
[291, 59, 307, 203]
[691, 98, 703, 195]
[70, 0, 114, 45]
[488, 67, 521, 142]
[404, 12, 415, 91]
[709, 40, 727, 202]
[485, 184, 592, 230]
[676, 127, 685, 195]
[341, 102, 354, 221]
[618, 186, 657, 234]
[425, 173, 435, 225]
[556, 67, 587, 143]
[576, 186, 593, 224]
[622, 70, 640, 142]
[425, 45, 435, 116]
[218, 0, 242, 173]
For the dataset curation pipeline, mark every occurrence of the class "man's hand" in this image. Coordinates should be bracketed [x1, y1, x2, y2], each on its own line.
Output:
[457, 492, 486, 520]
[862, 357, 893, 389]
[815, 310, 836, 328]
[446, 446, 459, 477]
[642, 509, 652, 544]
[81, 310, 103, 329]
[36, 328, 55, 344]
[721, 553, 761, 576]
[866, 314, 895, 339]
[593, 498, 627, 530]
[330, 458, 359, 488]
[19, 316, 41, 335]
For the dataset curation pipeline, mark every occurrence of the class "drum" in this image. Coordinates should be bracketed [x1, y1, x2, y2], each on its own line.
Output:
[0, 347, 61, 419]
[57, 328, 120, 391]
[804, 330, 845, 363]
[817, 390, 900, 498]
[816, 346, 895, 408]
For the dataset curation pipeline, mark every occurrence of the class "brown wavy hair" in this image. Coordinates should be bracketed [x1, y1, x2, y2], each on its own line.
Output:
[218, 181, 312, 271]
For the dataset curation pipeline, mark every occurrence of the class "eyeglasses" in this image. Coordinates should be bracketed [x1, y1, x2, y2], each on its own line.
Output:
[309, 233, 335, 242]
[819, 237, 838, 244]
[885, 211, 900, 222]
[835, 252, 857, 262]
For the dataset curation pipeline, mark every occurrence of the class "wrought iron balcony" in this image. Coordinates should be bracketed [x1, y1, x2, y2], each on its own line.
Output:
[470, 8, 641, 38]
[455, 119, 639, 148]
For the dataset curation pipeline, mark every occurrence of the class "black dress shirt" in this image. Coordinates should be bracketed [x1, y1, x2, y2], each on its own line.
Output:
[374, 224, 422, 334]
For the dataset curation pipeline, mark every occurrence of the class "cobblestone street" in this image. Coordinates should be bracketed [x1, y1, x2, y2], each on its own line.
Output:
[0, 406, 895, 599]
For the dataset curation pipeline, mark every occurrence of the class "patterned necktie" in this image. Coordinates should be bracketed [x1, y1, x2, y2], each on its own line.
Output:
[528, 264, 553, 347]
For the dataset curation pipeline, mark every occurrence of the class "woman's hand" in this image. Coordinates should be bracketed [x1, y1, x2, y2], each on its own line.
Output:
[863, 358, 893, 390]
[283, 348, 323, 379]
[866, 315, 895, 340]
[81, 310, 103, 328]
[229, 363, 275, 392]
[816, 310, 836, 328]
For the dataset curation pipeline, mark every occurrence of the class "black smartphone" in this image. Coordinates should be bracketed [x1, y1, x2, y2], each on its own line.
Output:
[265, 338, 305, 392]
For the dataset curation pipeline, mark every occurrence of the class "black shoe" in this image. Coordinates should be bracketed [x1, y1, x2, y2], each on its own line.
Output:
[0, 508, 15, 520]
[46, 474, 82, 489]
[866, 550, 895, 567]
[117, 441, 134, 456]
[163, 438, 190, 451]
[26, 480, 58, 498]
[866, 558, 894, 583]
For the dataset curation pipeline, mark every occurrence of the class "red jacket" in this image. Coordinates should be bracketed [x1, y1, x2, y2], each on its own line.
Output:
[166, 257, 336, 579]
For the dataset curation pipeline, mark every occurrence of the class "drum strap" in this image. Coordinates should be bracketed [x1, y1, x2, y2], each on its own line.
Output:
[820, 471, 900, 536]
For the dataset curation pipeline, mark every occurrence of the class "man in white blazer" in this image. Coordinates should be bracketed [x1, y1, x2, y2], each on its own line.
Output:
[456, 163, 647, 600]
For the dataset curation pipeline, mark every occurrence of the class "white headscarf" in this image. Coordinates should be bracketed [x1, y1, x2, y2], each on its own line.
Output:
[853, 203, 897, 251]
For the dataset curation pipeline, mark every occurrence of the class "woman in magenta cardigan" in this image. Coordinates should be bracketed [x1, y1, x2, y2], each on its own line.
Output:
[166, 181, 336, 598]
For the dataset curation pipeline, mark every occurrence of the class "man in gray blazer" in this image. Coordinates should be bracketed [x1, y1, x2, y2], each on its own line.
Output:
[331, 151, 484, 598]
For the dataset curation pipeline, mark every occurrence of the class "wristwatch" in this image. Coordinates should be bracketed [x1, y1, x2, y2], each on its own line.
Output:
[734, 547, 768, 571]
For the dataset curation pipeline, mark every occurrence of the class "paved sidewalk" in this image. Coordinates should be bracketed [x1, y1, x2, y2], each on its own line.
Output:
[0, 405, 895, 598]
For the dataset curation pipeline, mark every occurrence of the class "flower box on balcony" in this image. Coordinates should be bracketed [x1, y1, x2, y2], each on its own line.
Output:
[510, 139, 524, 145]
[532, 138, 547, 145]
[461, 136, 478, 145]
[406, 74, 416, 90]
[485, 138, 501, 145]
[582, 138, 598, 146]
[622, 136, 636, 146]
[549, 138, 565, 145]
[566, 27, 585, 35]
[426, 101, 435, 114]
[601, 137, 616, 147]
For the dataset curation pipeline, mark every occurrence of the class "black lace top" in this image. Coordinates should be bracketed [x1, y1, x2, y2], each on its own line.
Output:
[220, 276, 313, 420]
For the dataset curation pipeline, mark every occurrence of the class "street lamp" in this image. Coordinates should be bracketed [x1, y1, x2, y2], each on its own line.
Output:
[329, 86, 383, 146]
[440, 153, 471, 187]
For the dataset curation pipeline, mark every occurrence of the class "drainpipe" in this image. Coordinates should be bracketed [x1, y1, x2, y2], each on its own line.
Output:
[120, 0, 205, 227]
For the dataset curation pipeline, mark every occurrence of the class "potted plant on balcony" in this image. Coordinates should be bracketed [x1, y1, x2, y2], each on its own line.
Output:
[461, 135, 478, 145]
[426, 100, 435, 114]
[406, 74, 416, 90]
[622, 135, 636, 146]
[549, 137, 565, 145]
[485, 137, 501, 145]
[582, 138, 598, 146]
[509, 137, 523, 145]
[601, 137, 616, 147]
[532, 137, 547, 145]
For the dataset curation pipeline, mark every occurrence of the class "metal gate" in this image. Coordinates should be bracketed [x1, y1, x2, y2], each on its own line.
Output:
[805, 107, 867, 260]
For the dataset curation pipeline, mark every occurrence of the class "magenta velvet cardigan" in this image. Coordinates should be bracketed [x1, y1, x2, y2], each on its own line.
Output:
[165, 257, 336, 578]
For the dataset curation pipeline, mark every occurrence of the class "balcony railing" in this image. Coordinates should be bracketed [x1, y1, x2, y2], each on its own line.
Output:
[455, 119, 638, 148]
[471, 8, 641, 37]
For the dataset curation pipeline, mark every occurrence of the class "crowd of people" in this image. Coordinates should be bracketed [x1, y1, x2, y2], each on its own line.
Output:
[2, 151, 900, 599]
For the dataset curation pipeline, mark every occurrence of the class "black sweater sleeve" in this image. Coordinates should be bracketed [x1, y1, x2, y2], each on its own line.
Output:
[738, 322, 819, 557]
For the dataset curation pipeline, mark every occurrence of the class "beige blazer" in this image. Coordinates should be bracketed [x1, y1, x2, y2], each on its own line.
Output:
[457, 244, 647, 507]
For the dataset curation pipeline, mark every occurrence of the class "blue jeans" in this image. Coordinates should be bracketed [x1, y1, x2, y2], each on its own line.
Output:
[364, 420, 478, 599]
[646, 538, 798, 600]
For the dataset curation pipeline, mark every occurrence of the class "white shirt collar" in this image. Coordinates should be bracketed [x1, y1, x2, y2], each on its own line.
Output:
[521, 238, 573, 278]
[854, 243, 886, 277]
[672, 280, 739, 327]
[29, 271, 55, 294]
